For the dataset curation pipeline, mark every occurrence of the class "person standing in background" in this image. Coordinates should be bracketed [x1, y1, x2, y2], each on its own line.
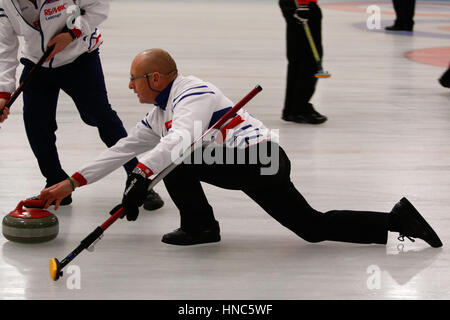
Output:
[279, 0, 327, 125]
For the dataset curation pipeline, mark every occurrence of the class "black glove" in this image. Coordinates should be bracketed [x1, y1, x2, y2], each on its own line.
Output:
[123, 169, 150, 207]
[294, 4, 309, 22]
[110, 168, 150, 221]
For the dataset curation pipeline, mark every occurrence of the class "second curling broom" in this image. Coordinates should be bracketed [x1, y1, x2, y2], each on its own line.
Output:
[293, 0, 331, 79]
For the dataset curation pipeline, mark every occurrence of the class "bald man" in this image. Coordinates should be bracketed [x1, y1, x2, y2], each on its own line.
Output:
[39, 49, 442, 248]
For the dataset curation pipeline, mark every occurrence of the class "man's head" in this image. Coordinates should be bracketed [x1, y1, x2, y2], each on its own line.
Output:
[129, 49, 178, 104]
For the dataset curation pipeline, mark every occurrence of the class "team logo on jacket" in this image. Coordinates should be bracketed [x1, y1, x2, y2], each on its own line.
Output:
[44, 3, 67, 20]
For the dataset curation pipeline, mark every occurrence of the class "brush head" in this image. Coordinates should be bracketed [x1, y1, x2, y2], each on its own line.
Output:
[49, 258, 62, 281]
[315, 71, 331, 79]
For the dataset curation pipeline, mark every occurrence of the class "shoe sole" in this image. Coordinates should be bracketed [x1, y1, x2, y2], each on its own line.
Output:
[161, 236, 221, 246]
[400, 198, 442, 248]
[282, 117, 327, 125]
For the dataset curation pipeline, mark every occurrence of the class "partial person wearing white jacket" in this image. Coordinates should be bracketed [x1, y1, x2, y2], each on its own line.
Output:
[39, 49, 442, 249]
[0, 0, 164, 210]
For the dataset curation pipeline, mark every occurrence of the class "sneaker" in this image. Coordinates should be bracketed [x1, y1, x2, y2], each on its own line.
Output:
[391, 197, 442, 248]
[143, 189, 164, 211]
[24, 194, 72, 208]
[161, 223, 221, 246]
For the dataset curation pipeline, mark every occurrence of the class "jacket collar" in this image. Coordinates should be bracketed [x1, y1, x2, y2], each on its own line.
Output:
[154, 80, 174, 111]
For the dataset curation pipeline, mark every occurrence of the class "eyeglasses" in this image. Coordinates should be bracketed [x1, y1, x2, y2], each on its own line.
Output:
[129, 72, 155, 82]
[129, 70, 177, 82]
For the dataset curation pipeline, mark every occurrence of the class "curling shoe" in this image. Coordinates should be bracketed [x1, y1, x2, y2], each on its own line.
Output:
[162, 222, 221, 246]
[391, 197, 442, 248]
[439, 68, 450, 88]
[385, 24, 413, 32]
[282, 109, 327, 125]
[24, 195, 72, 208]
[143, 189, 164, 211]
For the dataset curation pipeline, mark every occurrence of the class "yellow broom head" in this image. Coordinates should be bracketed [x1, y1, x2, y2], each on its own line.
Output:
[49, 258, 61, 281]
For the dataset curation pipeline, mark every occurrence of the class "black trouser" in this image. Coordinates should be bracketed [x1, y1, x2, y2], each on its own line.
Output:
[279, 1, 323, 117]
[392, 0, 416, 28]
[163, 142, 388, 244]
[21, 49, 138, 188]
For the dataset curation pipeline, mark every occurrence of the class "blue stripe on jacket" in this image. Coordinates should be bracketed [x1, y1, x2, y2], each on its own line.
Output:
[172, 91, 215, 110]
[208, 106, 232, 128]
[173, 85, 209, 104]
[141, 119, 152, 129]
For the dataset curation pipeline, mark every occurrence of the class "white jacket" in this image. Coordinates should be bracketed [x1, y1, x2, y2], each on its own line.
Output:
[0, 0, 109, 96]
[74, 75, 273, 186]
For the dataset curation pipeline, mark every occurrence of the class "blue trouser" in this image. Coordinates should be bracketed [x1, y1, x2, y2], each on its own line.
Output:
[20, 49, 137, 188]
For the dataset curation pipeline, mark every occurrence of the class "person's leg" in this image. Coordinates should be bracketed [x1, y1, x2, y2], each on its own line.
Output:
[59, 50, 138, 173]
[398, 0, 415, 30]
[281, 3, 327, 124]
[21, 59, 69, 188]
[239, 145, 389, 244]
[196, 142, 388, 244]
[161, 142, 441, 247]
[162, 162, 220, 245]
[239, 144, 440, 247]
[386, 0, 414, 31]
[392, 0, 402, 25]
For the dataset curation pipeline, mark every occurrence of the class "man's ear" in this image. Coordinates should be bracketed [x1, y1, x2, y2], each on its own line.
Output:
[153, 72, 163, 88]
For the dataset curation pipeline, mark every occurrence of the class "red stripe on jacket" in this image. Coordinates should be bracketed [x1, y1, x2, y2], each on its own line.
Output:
[0, 92, 11, 100]
[218, 115, 245, 143]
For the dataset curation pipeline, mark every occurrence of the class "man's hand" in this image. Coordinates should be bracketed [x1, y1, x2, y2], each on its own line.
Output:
[0, 99, 9, 123]
[45, 33, 73, 62]
[39, 178, 77, 209]
[294, 4, 310, 22]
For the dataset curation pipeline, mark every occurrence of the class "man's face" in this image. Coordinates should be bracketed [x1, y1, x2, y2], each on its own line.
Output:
[128, 59, 157, 104]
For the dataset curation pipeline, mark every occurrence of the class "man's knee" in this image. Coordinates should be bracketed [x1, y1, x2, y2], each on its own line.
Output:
[287, 211, 327, 243]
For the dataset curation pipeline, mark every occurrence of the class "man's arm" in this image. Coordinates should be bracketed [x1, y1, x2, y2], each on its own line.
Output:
[39, 121, 160, 209]
[71, 0, 110, 40]
[46, 0, 110, 61]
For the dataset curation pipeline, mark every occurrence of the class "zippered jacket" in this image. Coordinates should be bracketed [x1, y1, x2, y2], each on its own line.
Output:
[72, 75, 274, 186]
[0, 0, 109, 99]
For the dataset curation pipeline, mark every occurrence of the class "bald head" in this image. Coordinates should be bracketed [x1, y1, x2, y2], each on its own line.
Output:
[133, 49, 177, 76]
[129, 49, 178, 104]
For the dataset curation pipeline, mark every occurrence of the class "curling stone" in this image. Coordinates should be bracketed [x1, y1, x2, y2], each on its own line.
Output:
[2, 200, 58, 243]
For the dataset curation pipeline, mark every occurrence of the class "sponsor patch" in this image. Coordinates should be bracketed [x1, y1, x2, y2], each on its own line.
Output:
[44, 3, 67, 17]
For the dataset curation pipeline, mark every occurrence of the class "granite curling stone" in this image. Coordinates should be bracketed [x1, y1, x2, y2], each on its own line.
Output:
[2, 200, 58, 243]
